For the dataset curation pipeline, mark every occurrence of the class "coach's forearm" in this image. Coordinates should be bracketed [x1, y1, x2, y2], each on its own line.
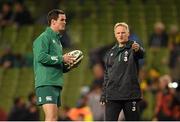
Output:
[135, 47, 145, 59]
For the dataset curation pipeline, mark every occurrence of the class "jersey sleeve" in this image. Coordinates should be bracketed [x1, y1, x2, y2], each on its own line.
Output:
[34, 35, 63, 65]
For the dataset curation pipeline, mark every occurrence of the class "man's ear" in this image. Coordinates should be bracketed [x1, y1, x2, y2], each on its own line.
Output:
[127, 31, 130, 37]
[51, 19, 55, 25]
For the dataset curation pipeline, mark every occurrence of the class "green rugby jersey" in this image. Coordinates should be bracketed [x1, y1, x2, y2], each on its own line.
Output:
[33, 27, 64, 88]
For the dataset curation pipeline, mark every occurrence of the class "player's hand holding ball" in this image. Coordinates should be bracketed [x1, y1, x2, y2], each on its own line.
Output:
[63, 50, 83, 70]
[63, 53, 75, 65]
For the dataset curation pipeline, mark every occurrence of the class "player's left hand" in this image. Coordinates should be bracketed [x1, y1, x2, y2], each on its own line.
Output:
[132, 41, 140, 52]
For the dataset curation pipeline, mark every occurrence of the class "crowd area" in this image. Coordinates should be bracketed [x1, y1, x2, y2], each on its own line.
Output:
[0, 1, 33, 27]
[0, 0, 180, 121]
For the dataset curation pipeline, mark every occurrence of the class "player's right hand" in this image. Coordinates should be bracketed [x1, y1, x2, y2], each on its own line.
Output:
[63, 53, 75, 65]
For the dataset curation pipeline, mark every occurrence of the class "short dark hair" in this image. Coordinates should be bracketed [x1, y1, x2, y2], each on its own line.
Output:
[47, 9, 65, 26]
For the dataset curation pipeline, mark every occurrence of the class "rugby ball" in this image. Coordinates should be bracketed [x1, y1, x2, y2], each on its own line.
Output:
[64, 50, 83, 69]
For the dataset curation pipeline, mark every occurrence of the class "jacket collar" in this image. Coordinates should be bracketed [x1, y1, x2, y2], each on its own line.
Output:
[45, 27, 62, 38]
[112, 40, 133, 56]
[113, 40, 133, 50]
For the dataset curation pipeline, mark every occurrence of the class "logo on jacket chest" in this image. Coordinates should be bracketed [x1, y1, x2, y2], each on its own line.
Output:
[52, 39, 62, 48]
[124, 51, 128, 62]
[108, 50, 129, 64]
[52, 39, 56, 43]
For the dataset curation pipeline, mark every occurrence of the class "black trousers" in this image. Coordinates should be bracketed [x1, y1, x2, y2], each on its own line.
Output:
[105, 100, 140, 121]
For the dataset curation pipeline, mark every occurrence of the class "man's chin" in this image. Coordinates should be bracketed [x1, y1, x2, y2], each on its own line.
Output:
[59, 28, 65, 33]
[119, 40, 128, 44]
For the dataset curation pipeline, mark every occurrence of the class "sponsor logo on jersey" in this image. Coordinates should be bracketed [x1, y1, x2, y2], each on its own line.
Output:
[46, 96, 52, 101]
[38, 97, 42, 102]
[51, 56, 58, 61]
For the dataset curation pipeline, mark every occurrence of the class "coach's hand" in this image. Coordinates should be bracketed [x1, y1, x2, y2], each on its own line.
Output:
[63, 53, 75, 65]
[132, 41, 140, 52]
[100, 95, 107, 105]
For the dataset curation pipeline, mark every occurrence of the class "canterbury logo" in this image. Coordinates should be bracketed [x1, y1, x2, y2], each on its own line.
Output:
[51, 56, 58, 61]
[46, 96, 52, 101]
[52, 40, 56, 43]
[38, 97, 42, 102]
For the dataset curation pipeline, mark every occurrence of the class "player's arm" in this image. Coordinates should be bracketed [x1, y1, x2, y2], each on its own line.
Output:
[62, 53, 77, 73]
[35, 36, 63, 65]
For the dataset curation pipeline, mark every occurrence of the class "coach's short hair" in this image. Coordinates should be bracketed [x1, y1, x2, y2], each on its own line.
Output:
[47, 9, 65, 26]
[114, 22, 129, 32]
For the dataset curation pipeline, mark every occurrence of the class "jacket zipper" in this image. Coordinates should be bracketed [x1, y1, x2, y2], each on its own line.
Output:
[118, 52, 122, 62]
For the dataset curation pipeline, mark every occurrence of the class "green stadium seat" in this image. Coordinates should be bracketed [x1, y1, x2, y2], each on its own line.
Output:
[0, 68, 20, 112]
[146, 48, 170, 74]
[113, 1, 127, 20]
[141, 91, 156, 120]
[15, 68, 34, 98]
[0, 68, 4, 87]
[13, 26, 34, 54]
[159, 2, 178, 27]
[1, 26, 17, 49]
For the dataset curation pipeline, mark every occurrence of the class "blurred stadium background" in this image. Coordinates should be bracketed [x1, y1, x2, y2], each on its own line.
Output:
[0, 0, 179, 121]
